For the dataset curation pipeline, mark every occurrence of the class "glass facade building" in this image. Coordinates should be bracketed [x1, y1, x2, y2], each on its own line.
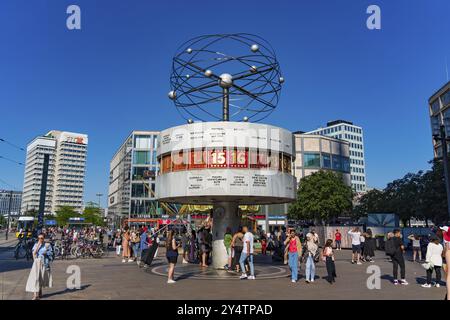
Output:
[108, 131, 160, 223]
[293, 133, 351, 186]
[429, 81, 450, 158]
[305, 120, 366, 193]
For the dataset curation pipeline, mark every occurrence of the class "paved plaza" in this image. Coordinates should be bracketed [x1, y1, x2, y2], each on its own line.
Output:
[0, 235, 447, 300]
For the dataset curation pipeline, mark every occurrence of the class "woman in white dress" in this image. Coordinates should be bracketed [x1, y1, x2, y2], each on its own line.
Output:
[26, 233, 53, 300]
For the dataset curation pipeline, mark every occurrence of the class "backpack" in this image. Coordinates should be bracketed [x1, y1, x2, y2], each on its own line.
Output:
[45, 243, 54, 262]
[385, 238, 396, 256]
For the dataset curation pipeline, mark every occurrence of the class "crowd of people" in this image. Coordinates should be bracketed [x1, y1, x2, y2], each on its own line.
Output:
[22, 220, 450, 300]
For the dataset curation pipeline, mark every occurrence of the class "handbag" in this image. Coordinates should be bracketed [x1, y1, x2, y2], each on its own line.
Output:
[422, 261, 434, 270]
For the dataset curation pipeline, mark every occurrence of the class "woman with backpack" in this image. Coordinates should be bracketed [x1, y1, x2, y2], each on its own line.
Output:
[303, 232, 318, 283]
[323, 239, 337, 284]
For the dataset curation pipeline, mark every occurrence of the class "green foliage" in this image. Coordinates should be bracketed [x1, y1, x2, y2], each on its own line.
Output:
[83, 204, 105, 226]
[288, 170, 353, 223]
[353, 159, 449, 225]
[55, 206, 79, 226]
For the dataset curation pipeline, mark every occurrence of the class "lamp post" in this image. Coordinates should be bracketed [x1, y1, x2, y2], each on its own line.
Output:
[5, 190, 13, 240]
[433, 125, 450, 223]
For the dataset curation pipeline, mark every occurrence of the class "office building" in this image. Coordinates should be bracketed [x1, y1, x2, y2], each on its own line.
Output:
[293, 132, 351, 186]
[0, 190, 22, 216]
[108, 131, 160, 224]
[21, 130, 88, 215]
[429, 81, 450, 157]
[306, 120, 366, 192]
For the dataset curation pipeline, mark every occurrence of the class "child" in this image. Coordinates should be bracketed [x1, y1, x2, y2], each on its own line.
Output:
[421, 235, 443, 288]
[323, 239, 337, 284]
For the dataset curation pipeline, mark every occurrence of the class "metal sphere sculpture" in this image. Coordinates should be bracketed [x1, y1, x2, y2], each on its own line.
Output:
[168, 34, 284, 122]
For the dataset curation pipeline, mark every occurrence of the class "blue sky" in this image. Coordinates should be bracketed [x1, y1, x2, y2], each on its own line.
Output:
[0, 0, 449, 207]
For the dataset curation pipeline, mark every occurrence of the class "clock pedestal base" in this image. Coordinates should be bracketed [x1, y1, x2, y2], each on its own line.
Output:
[211, 202, 241, 269]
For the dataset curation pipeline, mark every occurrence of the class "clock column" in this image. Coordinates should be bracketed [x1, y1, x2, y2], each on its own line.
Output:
[211, 202, 241, 269]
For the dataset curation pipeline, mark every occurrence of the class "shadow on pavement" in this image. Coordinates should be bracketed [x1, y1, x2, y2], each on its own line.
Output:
[41, 284, 91, 299]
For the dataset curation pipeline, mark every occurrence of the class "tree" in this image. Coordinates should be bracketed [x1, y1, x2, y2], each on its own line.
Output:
[288, 170, 353, 224]
[83, 203, 104, 226]
[353, 159, 449, 226]
[352, 189, 387, 219]
[55, 206, 78, 226]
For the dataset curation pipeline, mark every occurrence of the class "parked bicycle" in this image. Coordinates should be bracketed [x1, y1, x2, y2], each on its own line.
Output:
[14, 236, 34, 260]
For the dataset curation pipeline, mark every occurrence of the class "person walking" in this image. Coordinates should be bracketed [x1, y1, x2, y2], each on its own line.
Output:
[122, 226, 132, 263]
[198, 227, 210, 267]
[239, 226, 255, 280]
[139, 227, 149, 265]
[304, 232, 318, 283]
[166, 229, 179, 284]
[284, 229, 302, 283]
[408, 234, 422, 262]
[348, 227, 362, 264]
[335, 229, 342, 251]
[387, 229, 408, 285]
[231, 227, 244, 273]
[224, 227, 233, 270]
[181, 230, 189, 264]
[130, 228, 140, 262]
[114, 229, 122, 256]
[445, 241, 450, 300]
[363, 229, 376, 262]
[421, 235, 443, 288]
[26, 233, 53, 300]
[322, 239, 336, 284]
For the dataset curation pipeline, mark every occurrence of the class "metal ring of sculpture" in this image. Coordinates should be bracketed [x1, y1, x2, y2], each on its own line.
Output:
[168, 33, 284, 122]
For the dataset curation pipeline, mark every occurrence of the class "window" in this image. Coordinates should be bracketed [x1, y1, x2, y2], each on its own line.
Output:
[332, 155, 342, 171]
[131, 183, 147, 197]
[133, 151, 151, 164]
[134, 135, 152, 149]
[132, 167, 155, 180]
[442, 90, 450, 107]
[322, 153, 331, 168]
[342, 157, 350, 173]
[303, 153, 320, 168]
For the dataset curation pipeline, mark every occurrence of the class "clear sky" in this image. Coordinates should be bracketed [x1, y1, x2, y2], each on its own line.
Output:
[0, 0, 449, 207]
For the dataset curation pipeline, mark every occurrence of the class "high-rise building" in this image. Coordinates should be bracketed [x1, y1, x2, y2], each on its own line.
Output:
[0, 190, 22, 216]
[306, 120, 366, 193]
[429, 81, 450, 157]
[21, 130, 88, 215]
[108, 131, 160, 224]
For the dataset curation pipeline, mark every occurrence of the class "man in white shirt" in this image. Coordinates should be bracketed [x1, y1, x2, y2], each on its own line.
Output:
[348, 227, 362, 265]
[239, 226, 255, 280]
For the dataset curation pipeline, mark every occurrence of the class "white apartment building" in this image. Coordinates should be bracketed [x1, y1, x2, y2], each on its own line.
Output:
[21, 130, 88, 215]
[306, 120, 366, 193]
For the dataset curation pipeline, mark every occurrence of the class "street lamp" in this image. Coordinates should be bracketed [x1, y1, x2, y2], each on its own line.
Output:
[432, 124, 450, 223]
